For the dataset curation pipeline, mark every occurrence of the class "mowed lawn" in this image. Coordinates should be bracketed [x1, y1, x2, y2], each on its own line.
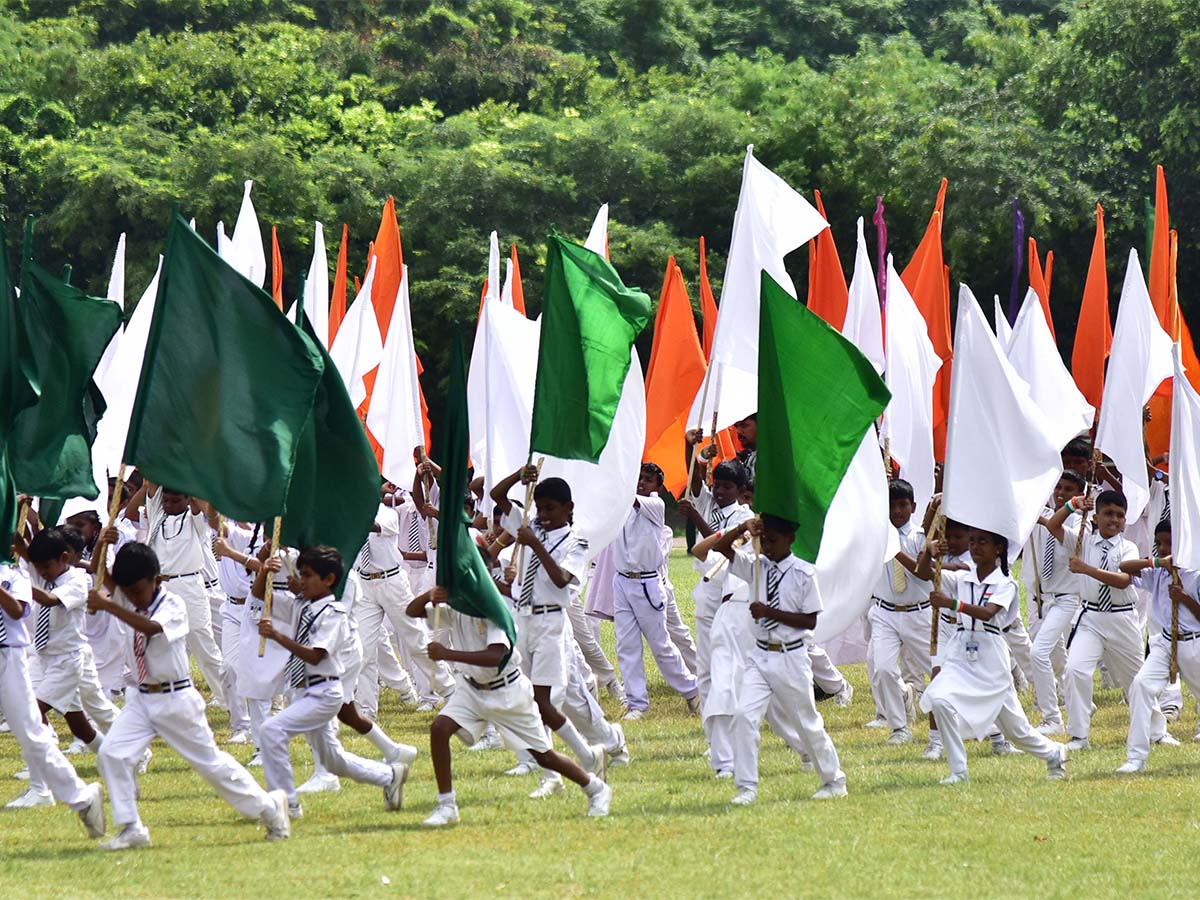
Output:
[2, 550, 1199, 899]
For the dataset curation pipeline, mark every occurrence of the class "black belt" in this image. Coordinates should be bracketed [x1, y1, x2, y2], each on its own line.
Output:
[874, 597, 931, 613]
[467, 670, 521, 691]
[163, 572, 200, 581]
[204, 578, 220, 590]
[1083, 603, 1135, 613]
[619, 571, 658, 580]
[358, 567, 401, 581]
[957, 623, 1001, 636]
[940, 612, 957, 625]
[1165, 629, 1200, 643]
[528, 604, 562, 615]
[300, 675, 339, 688]
[227, 596, 246, 606]
[756, 637, 805, 652]
[139, 679, 193, 694]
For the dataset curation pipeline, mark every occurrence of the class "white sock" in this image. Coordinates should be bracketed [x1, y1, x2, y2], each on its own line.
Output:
[87, 733, 105, 752]
[582, 775, 604, 797]
[436, 790, 457, 806]
[554, 719, 592, 761]
[365, 724, 399, 756]
[929, 730, 942, 746]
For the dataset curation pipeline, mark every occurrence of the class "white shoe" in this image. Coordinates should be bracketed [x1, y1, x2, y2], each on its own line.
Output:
[864, 715, 889, 729]
[921, 740, 944, 761]
[1162, 703, 1181, 723]
[1065, 737, 1090, 751]
[902, 682, 917, 723]
[585, 781, 612, 817]
[383, 762, 409, 811]
[6, 787, 53, 809]
[386, 743, 419, 768]
[247, 751, 263, 768]
[1115, 758, 1145, 775]
[295, 772, 341, 795]
[686, 694, 701, 716]
[811, 779, 848, 800]
[605, 723, 630, 768]
[227, 730, 252, 746]
[207, 697, 222, 709]
[137, 749, 152, 775]
[466, 730, 503, 752]
[13, 767, 29, 781]
[604, 680, 626, 703]
[415, 699, 439, 713]
[288, 803, 304, 820]
[940, 772, 969, 785]
[888, 727, 913, 746]
[991, 740, 1021, 756]
[504, 761, 538, 777]
[622, 708, 645, 721]
[399, 687, 420, 707]
[1047, 746, 1069, 780]
[101, 822, 151, 852]
[715, 769, 734, 779]
[1154, 733, 1181, 747]
[529, 776, 564, 799]
[1036, 720, 1066, 737]
[422, 803, 460, 827]
[834, 681, 854, 708]
[261, 789, 291, 841]
[580, 743, 607, 782]
[77, 783, 106, 839]
[800, 755, 814, 772]
[64, 737, 88, 755]
[730, 788, 757, 806]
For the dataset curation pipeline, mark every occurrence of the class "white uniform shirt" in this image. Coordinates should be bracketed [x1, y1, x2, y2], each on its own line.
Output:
[1023, 506, 1082, 596]
[1062, 525, 1139, 610]
[356, 504, 402, 574]
[0, 564, 33, 647]
[292, 595, 350, 680]
[943, 565, 1017, 632]
[691, 487, 754, 570]
[445, 605, 520, 682]
[145, 488, 208, 576]
[31, 566, 90, 656]
[1138, 566, 1200, 633]
[217, 522, 263, 599]
[730, 547, 822, 644]
[134, 588, 191, 683]
[612, 495, 667, 574]
[874, 519, 931, 604]
[501, 505, 588, 610]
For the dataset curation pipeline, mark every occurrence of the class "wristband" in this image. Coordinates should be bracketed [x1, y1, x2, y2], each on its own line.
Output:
[1065, 499, 1077, 513]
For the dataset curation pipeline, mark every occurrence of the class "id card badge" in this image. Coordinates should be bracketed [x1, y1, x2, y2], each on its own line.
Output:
[965, 639, 980, 663]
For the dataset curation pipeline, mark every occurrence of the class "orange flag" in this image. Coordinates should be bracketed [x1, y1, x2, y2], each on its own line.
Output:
[270, 226, 284, 309]
[510, 244, 526, 315]
[698, 237, 739, 463]
[807, 190, 849, 329]
[901, 178, 952, 460]
[1027, 237, 1056, 339]
[371, 198, 403, 341]
[644, 257, 707, 497]
[328, 224, 349, 345]
[1070, 204, 1111, 416]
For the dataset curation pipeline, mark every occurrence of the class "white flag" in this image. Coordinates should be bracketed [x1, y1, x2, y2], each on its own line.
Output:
[585, 203, 608, 256]
[226, 180, 267, 288]
[485, 231, 501, 307]
[501, 258, 516, 308]
[1006, 287, 1094, 449]
[1096, 250, 1174, 522]
[942, 286, 1062, 560]
[1170, 345, 1200, 569]
[216, 221, 232, 259]
[367, 265, 425, 489]
[302, 222, 330, 348]
[689, 146, 827, 433]
[93, 234, 126, 388]
[329, 257, 382, 410]
[841, 217, 884, 374]
[883, 254, 943, 514]
[993, 295, 1013, 349]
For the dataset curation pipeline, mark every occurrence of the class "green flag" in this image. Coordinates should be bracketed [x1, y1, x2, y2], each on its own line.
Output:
[529, 233, 651, 462]
[124, 214, 324, 521]
[281, 308, 378, 589]
[11, 258, 122, 500]
[757, 271, 890, 561]
[437, 335, 516, 668]
[0, 238, 37, 559]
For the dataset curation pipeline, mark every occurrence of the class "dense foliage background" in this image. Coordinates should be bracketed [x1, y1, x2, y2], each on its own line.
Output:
[1, 0, 1195, 395]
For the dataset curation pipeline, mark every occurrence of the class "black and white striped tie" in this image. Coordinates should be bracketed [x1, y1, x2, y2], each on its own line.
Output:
[519, 529, 542, 607]
[34, 599, 52, 651]
[1041, 531, 1055, 583]
[285, 605, 317, 687]
[0, 607, 9, 646]
[761, 564, 782, 631]
[708, 505, 722, 531]
[407, 510, 422, 553]
[1096, 543, 1112, 610]
[354, 540, 372, 573]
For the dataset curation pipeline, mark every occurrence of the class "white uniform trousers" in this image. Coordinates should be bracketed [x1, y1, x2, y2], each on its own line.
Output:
[169, 575, 226, 706]
[663, 584, 698, 674]
[248, 697, 273, 751]
[733, 645, 842, 790]
[0, 648, 91, 809]
[1002, 616, 1036, 686]
[77, 643, 119, 732]
[557, 646, 621, 752]
[1065, 609, 1165, 740]
[354, 572, 453, 711]
[260, 681, 392, 806]
[868, 605, 933, 729]
[207, 581, 225, 645]
[930, 688, 1061, 778]
[1028, 597, 1076, 726]
[1127, 632, 1200, 761]
[613, 573, 697, 712]
[85, 612, 131, 695]
[808, 643, 847, 695]
[567, 599, 619, 691]
[98, 687, 270, 826]
[220, 601, 251, 733]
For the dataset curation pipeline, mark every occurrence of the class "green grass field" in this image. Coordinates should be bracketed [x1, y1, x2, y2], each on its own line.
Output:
[2, 551, 1199, 899]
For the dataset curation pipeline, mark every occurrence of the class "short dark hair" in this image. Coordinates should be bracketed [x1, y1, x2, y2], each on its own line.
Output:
[28, 527, 71, 563]
[640, 462, 665, 486]
[1062, 437, 1092, 459]
[60, 526, 87, 556]
[66, 510, 101, 529]
[1059, 469, 1087, 491]
[943, 519, 968, 534]
[112, 542, 161, 586]
[760, 513, 798, 538]
[1095, 489, 1127, 513]
[534, 477, 572, 505]
[296, 545, 344, 583]
[889, 479, 915, 504]
[713, 460, 747, 489]
[1154, 519, 1171, 536]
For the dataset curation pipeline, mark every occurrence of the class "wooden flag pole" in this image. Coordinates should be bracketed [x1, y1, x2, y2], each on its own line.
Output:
[418, 447, 438, 551]
[91, 464, 129, 604]
[702, 533, 748, 581]
[1169, 564, 1182, 682]
[929, 514, 946, 658]
[512, 456, 545, 589]
[1029, 534, 1045, 619]
[1072, 449, 1102, 559]
[883, 436, 895, 480]
[15, 497, 30, 546]
[684, 364, 716, 501]
[257, 516, 283, 657]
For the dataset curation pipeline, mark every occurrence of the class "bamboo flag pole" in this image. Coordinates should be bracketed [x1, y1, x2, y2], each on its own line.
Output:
[1072, 449, 1102, 558]
[702, 533, 747, 581]
[418, 447, 438, 551]
[1169, 564, 1182, 682]
[257, 516, 282, 657]
[91, 464, 128, 597]
[684, 362, 716, 500]
[15, 497, 30, 545]
[512, 456, 545, 590]
[929, 514, 946, 658]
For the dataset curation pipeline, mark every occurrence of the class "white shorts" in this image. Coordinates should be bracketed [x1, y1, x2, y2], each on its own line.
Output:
[440, 673, 552, 752]
[31, 650, 85, 713]
[516, 609, 569, 688]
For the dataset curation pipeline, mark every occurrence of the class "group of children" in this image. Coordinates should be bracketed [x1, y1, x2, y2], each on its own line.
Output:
[1, 422, 1196, 846]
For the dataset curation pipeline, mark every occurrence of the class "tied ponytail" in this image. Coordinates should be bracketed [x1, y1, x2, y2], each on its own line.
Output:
[997, 536, 1010, 577]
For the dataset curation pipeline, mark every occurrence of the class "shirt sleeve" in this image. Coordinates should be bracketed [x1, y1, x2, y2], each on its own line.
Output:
[798, 567, 824, 614]
[729, 545, 756, 584]
[1116, 539, 1138, 566]
[54, 573, 89, 612]
[636, 495, 666, 530]
[154, 595, 190, 645]
[1060, 524, 1081, 552]
[307, 608, 346, 654]
[500, 504, 524, 540]
[377, 507, 401, 540]
[982, 580, 1017, 612]
[726, 504, 755, 529]
[1, 570, 31, 618]
[556, 536, 589, 586]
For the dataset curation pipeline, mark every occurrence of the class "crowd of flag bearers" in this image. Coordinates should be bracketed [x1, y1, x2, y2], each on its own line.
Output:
[1, 150, 1200, 855]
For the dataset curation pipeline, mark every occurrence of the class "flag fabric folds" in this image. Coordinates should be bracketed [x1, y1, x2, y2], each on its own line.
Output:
[437, 336, 517, 665]
[302, 222, 330, 348]
[941, 286, 1062, 561]
[807, 190, 849, 330]
[1071, 203, 1111, 414]
[124, 214, 324, 522]
[841, 217, 884, 374]
[0, 241, 37, 558]
[529, 234, 651, 463]
[756, 272, 890, 563]
[1170, 345, 1200, 569]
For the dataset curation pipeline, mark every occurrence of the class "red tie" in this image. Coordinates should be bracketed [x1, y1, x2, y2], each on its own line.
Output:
[134, 632, 148, 682]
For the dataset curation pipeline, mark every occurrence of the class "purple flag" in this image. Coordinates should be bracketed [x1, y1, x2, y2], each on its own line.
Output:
[873, 196, 887, 309]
